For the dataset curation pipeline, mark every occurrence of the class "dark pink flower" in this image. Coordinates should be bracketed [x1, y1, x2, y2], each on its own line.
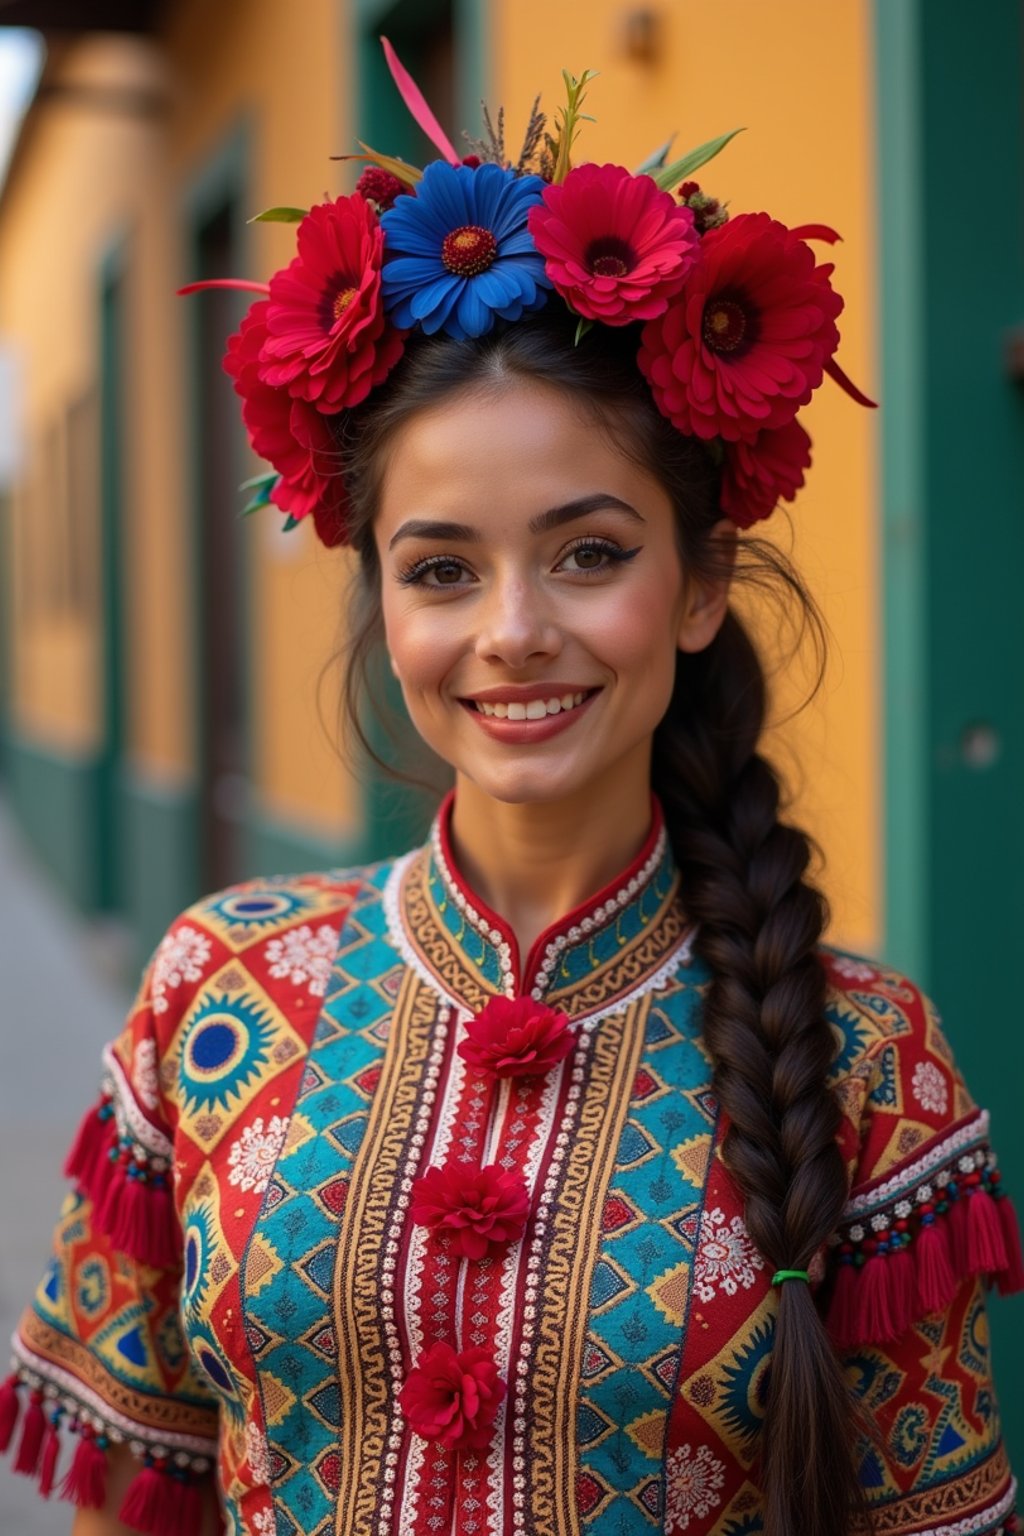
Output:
[411, 1163, 530, 1259]
[259, 194, 405, 411]
[458, 997, 575, 1079]
[638, 212, 843, 442]
[399, 1342, 505, 1449]
[224, 300, 348, 541]
[720, 418, 813, 528]
[527, 163, 699, 326]
[355, 165, 412, 212]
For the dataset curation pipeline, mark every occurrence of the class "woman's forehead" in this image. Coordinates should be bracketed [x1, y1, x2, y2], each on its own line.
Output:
[375, 382, 667, 531]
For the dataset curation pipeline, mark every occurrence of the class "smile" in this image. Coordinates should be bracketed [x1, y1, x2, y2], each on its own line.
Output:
[472, 690, 590, 720]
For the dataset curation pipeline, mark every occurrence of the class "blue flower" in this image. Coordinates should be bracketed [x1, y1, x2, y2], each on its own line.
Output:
[380, 162, 552, 340]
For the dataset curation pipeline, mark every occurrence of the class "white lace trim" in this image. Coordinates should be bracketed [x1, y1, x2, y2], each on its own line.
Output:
[911, 1477, 1016, 1536]
[842, 1108, 990, 1220]
[11, 1334, 218, 1458]
[102, 1044, 174, 1160]
[383, 852, 697, 1023]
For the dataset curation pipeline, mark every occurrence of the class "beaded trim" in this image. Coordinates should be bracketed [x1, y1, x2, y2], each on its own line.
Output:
[829, 1142, 1005, 1263]
[102, 1045, 174, 1161]
[841, 1110, 991, 1221]
[9, 1342, 218, 1463]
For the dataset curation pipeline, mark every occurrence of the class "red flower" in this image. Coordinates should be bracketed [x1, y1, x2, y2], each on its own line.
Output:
[637, 212, 843, 442]
[259, 194, 405, 412]
[224, 301, 348, 541]
[720, 418, 813, 528]
[458, 997, 575, 1079]
[399, 1342, 506, 1449]
[527, 163, 699, 326]
[411, 1163, 530, 1259]
[355, 165, 412, 212]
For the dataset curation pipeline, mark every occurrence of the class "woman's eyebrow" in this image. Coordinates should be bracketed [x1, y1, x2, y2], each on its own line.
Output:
[388, 495, 643, 550]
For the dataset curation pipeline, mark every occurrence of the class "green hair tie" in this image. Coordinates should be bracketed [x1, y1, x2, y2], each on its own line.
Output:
[771, 1268, 811, 1286]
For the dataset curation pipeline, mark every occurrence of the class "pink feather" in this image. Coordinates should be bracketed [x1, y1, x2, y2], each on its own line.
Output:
[381, 37, 460, 165]
[790, 223, 842, 243]
[177, 279, 270, 297]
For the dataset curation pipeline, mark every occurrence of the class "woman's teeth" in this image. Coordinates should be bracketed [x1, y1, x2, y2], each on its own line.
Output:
[474, 691, 587, 720]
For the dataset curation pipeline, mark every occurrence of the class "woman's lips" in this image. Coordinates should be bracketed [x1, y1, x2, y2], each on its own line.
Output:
[460, 688, 601, 744]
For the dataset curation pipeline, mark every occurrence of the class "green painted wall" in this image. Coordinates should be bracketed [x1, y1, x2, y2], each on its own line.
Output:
[120, 770, 200, 964]
[5, 734, 104, 911]
[877, 0, 1024, 1470]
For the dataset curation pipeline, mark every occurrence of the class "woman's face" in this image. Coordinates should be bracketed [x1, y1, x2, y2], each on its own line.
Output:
[373, 379, 731, 809]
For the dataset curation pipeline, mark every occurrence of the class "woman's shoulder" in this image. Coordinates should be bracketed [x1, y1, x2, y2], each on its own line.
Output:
[815, 940, 992, 1205]
[817, 940, 955, 1090]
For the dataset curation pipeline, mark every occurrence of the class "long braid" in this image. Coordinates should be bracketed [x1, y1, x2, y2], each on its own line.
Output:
[653, 612, 868, 1536]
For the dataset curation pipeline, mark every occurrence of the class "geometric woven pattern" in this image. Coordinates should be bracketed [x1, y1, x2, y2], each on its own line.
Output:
[9, 807, 1019, 1536]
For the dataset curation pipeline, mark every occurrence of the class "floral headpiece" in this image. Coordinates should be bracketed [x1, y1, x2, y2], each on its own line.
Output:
[182, 41, 874, 549]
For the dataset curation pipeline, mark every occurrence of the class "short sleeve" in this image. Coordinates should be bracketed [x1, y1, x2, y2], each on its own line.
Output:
[1, 931, 220, 1528]
[820, 954, 1023, 1534]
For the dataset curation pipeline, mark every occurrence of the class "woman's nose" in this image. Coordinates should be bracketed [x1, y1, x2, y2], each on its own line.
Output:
[473, 575, 562, 668]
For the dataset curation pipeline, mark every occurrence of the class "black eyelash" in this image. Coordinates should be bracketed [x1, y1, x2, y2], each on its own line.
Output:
[396, 554, 470, 586]
[561, 537, 641, 567]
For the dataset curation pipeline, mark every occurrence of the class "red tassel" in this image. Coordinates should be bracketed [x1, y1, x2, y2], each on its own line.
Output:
[0, 1373, 21, 1454]
[104, 1171, 179, 1269]
[13, 1389, 46, 1475]
[826, 1260, 859, 1347]
[63, 1099, 116, 1200]
[887, 1243, 917, 1336]
[995, 1197, 1024, 1295]
[93, 1149, 127, 1243]
[38, 1415, 61, 1498]
[853, 1253, 897, 1343]
[60, 1427, 108, 1509]
[915, 1218, 957, 1312]
[120, 1465, 203, 1536]
[946, 1194, 971, 1272]
[119, 1461, 166, 1531]
[966, 1188, 1009, 1274]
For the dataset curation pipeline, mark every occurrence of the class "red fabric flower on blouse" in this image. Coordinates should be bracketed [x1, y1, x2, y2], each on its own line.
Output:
[258, 194, 405, 412]
[527, 163, 699, 326]
[720, 417, 813, 528]
[411, 1163, 530, 1259]
[224, 300, 348, 537]
[637, 211, 843, 442]
[458, 997, 576, 1079]
[400, 1342, 506, 1449]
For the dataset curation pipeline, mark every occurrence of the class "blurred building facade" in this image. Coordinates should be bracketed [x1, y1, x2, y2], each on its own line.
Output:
[0, 0, 1022, 1446]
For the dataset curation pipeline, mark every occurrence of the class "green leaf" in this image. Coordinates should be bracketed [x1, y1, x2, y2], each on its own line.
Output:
[550, 68, 599, 184]
[354, 143, 423, 185]
[282, 514, 301, 533]
[634, 135, 676, 175]
[239, 469, 279, 492]
[652, 128, 745, 192]
[248, 206, 308, 225]
[573, 316, 594, 346]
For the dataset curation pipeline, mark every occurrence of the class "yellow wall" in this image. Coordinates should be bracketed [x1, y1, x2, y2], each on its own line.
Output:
[495, 0, 880, 953]
[1, 5, 363, 835]
[0, 35, 163, 754]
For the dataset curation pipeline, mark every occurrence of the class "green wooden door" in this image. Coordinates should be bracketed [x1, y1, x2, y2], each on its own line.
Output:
[877, 0, 1024, 1471]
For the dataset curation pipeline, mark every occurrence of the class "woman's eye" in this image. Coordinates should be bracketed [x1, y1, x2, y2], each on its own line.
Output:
[399, 556, 471, 587]
[556, 540, 639, 574]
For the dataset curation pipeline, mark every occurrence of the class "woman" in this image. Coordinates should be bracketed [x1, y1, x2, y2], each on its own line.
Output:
[2, 53, 1020, 1536]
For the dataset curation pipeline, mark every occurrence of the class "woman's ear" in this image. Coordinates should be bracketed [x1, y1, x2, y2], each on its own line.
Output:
[676, 518, 738, 654]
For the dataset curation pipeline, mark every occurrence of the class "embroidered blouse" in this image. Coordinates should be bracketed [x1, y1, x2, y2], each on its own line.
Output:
[3, 797, 1021, 1536]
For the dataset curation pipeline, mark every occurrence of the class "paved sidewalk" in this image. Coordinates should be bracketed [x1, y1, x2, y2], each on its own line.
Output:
[0, 799, 134, 1532]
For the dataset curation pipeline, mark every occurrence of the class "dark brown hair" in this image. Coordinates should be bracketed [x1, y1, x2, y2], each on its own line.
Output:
[334, 305, 867, 1536]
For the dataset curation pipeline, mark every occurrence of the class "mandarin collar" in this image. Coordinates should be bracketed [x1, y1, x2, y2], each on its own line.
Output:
[390, 793, 695, 1022]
